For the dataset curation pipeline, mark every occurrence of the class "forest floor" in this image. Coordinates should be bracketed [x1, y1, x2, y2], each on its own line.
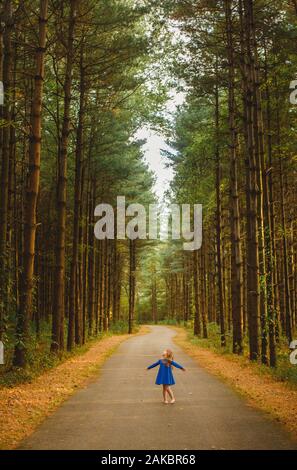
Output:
[0, 326, 149, 450]
[173, 326, 297, 440]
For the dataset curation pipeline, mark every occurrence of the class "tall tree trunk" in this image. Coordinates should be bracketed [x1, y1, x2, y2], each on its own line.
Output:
[214, 81, 226, 347]
[151, 272, 157, 324]
[278, 127, 293, 344]
[51, 0, 77, 352]
[88, 178, 96, 336]
[128, 239, 136, 334]
[200, 249, 208, 338]
[225, 0, 243, 354]
[13, 0, 48, 366]
[0, 0, 12, 342]
[262, 41, 277, 366]
[242, 0, 259, 360]
[193, 249, 201, 336]
[68, 47, 85, 350]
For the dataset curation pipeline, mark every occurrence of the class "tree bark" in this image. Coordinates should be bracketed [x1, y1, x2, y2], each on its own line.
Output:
[241, 0, 260, 360]
[13, 0, 48, 366]
[225, 0, 243, 354]
[0, 0, 12, 342]
[52, 0, 77, 353]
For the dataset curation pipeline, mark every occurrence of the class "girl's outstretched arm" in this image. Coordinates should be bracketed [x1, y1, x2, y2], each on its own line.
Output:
[147, 360, 160, 369]
[171, 360, 186, 370]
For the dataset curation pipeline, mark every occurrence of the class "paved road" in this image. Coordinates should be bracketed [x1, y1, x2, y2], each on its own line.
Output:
[19, 325, 297, 450]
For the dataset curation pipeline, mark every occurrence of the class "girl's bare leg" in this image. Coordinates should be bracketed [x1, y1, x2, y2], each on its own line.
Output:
[168, 387, 175, 403]
[165, 386, 172, 400]
[162, 385, 168, 403]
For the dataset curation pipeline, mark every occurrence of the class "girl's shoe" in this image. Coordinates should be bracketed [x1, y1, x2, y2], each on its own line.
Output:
[170, 398, 176, 404]
[163, 400, 169, 404]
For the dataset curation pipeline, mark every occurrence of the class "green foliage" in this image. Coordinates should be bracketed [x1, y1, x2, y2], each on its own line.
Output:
[108, 320, 140, 334]
[156, 318, 179, 325]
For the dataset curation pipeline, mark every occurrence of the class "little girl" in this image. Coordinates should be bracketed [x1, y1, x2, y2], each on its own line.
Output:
[147, 349, 186, 404]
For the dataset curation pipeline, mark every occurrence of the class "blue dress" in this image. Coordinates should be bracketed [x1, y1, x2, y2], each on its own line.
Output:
[147, 359, 184, 385]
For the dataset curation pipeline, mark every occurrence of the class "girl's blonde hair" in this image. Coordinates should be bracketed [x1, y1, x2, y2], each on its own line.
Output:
[163, 348, 174, 366]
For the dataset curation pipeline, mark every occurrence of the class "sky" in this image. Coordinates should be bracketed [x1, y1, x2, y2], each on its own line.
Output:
[136, 92, 185, 202]
[136, 127, 174, 201]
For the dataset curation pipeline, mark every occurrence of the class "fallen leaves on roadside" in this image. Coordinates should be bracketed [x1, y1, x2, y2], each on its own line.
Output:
[173, 327, 297, 442]
[0, 327, 148, 450]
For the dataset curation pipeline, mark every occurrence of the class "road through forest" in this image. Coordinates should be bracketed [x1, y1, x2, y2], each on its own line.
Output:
[19, 326, 297, 450]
